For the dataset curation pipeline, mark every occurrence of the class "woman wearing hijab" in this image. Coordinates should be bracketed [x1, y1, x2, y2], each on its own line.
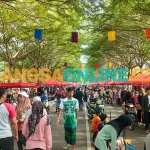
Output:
[22, 101, 52, 150]
[16, 91, 31, 150]
[94, 115, 134, 150]
[123, 91, 135, 106]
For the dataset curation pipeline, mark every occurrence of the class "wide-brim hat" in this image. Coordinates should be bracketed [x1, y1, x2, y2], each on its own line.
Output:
[18, 91, 29, 98]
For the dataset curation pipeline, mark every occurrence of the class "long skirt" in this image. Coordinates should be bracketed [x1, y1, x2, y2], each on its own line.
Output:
[64, 125, 76, 145]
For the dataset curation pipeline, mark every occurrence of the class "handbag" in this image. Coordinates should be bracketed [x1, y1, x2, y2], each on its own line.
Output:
[126, 144, 136, 150]
[136, 103, 141, 110]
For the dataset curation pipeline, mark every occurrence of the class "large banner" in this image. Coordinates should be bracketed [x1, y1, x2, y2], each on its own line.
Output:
[0, 67, 128, 83]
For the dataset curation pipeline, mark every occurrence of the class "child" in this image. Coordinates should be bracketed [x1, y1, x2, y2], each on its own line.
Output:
[94, 113, 107, 132]
[91, 110, 101, 132]
[93, 113, 107, 150]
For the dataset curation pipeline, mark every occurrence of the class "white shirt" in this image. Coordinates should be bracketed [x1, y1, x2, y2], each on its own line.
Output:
[148, 96, 150, 104]
[148, 96, 150, 112]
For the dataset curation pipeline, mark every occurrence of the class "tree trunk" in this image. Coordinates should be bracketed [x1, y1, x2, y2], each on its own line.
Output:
[8, 63, 13, 83]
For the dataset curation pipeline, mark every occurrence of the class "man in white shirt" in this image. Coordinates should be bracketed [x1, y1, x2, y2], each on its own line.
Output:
[0, 88, 18, 150]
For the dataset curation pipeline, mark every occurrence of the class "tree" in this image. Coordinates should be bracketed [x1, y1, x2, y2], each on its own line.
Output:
[0, 0, 84, 82]
[82, 0, 150, 78]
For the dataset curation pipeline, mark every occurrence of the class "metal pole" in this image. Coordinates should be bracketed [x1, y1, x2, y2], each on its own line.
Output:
[110, 111, 111, 121]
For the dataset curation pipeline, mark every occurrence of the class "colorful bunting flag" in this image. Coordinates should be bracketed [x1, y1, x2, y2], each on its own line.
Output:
[34, 29, 42, 40]
[64, 62, 67, 67]
[108, 31, 116, 42]
[71, 32, 78, 43]
[94, 64, 99, 68]
[79, 64, 82, 68]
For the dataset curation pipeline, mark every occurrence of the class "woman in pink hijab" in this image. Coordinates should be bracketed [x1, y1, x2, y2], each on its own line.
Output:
[16, 91, 31, 150]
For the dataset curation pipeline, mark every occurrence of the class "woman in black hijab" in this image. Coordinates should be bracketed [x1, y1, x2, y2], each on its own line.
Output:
[123, 91, 135, 105]
[95, 115, 134, 150]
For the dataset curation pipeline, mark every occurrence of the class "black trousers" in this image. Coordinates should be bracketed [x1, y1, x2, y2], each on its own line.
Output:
[137, 109, 141, 122]
[17, 131, 26, 150]
[0, 136, 14, 150]
[144, 111, 150, 130]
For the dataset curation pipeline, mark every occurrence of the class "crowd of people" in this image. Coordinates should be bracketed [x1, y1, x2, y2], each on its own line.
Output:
[0, 86, 82, 150]
[1, 84, 150, 150]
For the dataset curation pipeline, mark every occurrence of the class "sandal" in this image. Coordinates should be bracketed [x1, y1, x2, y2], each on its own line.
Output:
[146, 130, 149, 134]
[62, 145, 70, 149]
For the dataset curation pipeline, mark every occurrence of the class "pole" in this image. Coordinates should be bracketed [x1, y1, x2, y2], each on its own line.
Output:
[110, 111, 111, 121]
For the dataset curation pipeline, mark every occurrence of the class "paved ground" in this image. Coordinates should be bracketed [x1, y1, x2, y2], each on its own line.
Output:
[14, 102, 146, 150]
[100, 105, 146, 150]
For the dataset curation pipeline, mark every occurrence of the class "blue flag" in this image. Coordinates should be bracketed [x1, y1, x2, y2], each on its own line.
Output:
[34, 29, 42, 40]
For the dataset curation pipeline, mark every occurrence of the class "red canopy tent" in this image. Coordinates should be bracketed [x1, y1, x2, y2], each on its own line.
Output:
[61, 81, 73, 86]
[42, 80, 61, 87]
[0, 82, 37, 88]
[129, 73, 149, 85]
[144, 74, 150, 80]
[88, 82, 96, 86]
[113, 81, 126, 85]
[97, 82, 106, 86]
[105, 80, 114, 85]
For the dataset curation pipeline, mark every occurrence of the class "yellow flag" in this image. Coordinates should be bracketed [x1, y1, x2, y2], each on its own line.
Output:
[108, 62, 113, 68]
[108, 31, 116, 42]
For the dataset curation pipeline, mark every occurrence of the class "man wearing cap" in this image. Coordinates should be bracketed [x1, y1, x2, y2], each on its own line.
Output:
[27, 96, 47, 116]
[0, 88, 18, 150]
[142, 87, 150, 134]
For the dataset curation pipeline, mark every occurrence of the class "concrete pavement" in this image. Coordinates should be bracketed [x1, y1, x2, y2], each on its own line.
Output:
[103, 105, 146, 150]
[14, 103, 146, 150]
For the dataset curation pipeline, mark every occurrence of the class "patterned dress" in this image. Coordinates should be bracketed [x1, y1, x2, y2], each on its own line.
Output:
[59, 98, 79, 145]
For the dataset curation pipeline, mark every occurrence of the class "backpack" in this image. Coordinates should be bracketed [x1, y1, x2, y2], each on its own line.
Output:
[123, 139, 136, 150]
[126, 144, 136, 150]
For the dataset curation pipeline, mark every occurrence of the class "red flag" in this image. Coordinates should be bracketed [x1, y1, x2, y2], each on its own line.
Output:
[94, 64, 99, 68]
[79, 64, 82, 68]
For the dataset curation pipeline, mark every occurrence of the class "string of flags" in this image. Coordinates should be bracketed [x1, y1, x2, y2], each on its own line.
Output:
[34, 28, 150, 42]
[34, 29, 79, 42]
[108, 29, 150, 42]
[33, 29, 115, 67]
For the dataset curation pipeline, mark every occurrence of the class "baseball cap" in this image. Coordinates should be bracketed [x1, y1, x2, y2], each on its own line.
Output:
[18, 91, 29, 98]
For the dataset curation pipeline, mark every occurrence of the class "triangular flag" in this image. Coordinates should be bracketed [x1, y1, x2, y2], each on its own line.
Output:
[34, 29, 42, 40]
